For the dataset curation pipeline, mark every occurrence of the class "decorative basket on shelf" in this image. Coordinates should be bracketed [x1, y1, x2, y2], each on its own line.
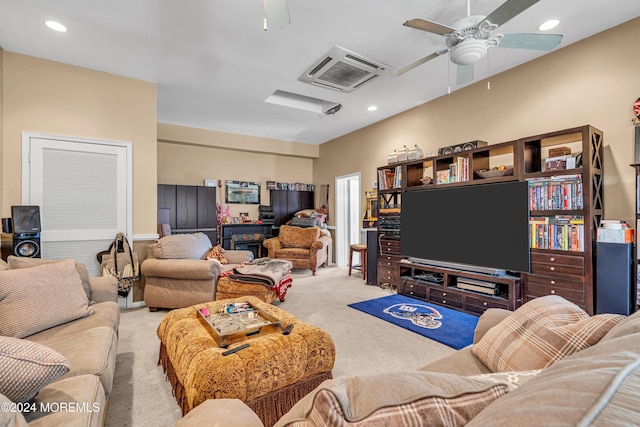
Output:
[475, 167, 514, 179]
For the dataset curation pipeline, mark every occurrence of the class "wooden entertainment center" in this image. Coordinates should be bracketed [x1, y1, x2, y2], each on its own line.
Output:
[377, 125, 604, 315]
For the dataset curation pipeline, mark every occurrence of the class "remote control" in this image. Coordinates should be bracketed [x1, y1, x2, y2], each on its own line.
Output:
[222, 343, 249, 356]
[282, 324, 294, 335]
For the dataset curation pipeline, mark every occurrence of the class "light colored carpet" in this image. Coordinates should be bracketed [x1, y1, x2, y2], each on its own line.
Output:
[105, 266, 456, 426]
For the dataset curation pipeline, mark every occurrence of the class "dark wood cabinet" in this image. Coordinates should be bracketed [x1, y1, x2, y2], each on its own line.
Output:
[269, 190, 314, 227]
[158, 185, 218, 244]
[377, 237, 402, 288]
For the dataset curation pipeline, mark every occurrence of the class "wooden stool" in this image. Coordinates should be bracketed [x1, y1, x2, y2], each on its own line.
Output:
[348, 243, 367, 281]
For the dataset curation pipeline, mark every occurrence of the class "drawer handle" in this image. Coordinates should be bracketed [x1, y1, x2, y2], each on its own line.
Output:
[550, 266, 555, 271]
[387, 262, 391, 266]
[550, 257, 555, 262]
[410, 291, 414, 295]
[483, 302, 488, 306]
[442, 292, 447, 296]
[550, 289, 556, 294]
[442, 300, 447, 304]
[550, 280, 556, 285]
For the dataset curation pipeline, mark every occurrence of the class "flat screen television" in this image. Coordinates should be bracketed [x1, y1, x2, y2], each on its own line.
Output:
[400, 181, 530, 274]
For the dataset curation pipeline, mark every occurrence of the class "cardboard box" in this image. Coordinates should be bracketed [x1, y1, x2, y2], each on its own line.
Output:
[597, 228, 635, 244]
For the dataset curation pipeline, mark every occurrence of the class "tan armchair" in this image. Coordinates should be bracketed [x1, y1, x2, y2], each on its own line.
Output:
[262, 225, 331, 275]
[142, 233, 253, 310]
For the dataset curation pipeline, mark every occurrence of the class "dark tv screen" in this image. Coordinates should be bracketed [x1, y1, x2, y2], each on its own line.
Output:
[400, 181, 530, 273]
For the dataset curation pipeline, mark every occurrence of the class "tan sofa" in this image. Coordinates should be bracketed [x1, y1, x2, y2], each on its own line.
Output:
[142, 233, 254, 310]
[262, 225, 331, 275]
[177, 295, 640, 426]
[0, 256, 119, 427]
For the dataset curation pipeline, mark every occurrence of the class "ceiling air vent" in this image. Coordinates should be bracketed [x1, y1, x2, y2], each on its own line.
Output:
[298, 46, 389, 92]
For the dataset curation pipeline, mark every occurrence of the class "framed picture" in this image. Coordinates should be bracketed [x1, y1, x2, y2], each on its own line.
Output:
[225, 181, 261, 204]
[239, 212, 250, 223]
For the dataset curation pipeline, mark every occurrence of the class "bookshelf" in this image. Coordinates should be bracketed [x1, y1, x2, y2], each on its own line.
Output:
[376, 125, 603, 315]
[631, 160, 640, 312]
[522, 126, 603, 314]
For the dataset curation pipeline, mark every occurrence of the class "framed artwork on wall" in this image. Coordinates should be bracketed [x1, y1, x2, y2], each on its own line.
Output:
[225, 181, 261, 204]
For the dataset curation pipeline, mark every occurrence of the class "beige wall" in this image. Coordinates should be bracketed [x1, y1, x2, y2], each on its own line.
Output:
[157, 124, 316, 220]
[315, 18, 640, 228]
[1, 52, 158, 234]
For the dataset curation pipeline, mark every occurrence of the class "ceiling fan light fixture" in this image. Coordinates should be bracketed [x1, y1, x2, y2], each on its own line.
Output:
[538, 19, 560, 31]
[450, 39, 487, 65]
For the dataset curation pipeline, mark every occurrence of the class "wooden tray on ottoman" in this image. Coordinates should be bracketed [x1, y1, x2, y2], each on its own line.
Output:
[196, 301, 283, 347]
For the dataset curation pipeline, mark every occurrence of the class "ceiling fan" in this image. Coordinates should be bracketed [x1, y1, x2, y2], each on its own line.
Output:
[392, 0, 563, 85]
[263, 0, 290, 30]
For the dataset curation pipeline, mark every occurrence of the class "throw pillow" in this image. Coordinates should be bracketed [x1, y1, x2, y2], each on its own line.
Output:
[0, 336, 70, 403]
[147, 232, 212, 260]
[472, 295, 624, 372]
[7, 256, 93, 301]
[0, 259, 94, 338]
[206, 245, 228, 264]
[276, 371, 513, 427]
[466, 351, 640, 427]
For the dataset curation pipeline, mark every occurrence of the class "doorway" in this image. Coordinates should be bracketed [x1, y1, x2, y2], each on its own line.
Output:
[21, 132, 133, 305]
[335, 172, 360, 266]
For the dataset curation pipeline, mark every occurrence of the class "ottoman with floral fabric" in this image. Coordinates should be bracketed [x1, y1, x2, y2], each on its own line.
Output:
[157, 296, 335, 427]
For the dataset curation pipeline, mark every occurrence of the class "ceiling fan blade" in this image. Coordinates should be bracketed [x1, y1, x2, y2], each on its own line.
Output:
[392, 51, 444, 77]
[480, 0, 539, 28]
[403, 18, 457, 36]
[498, 33, 563, 51]
[456, 64, 474, 85]
[263, 0, 290, 30]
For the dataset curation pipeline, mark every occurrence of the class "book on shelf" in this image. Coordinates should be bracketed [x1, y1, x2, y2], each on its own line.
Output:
[527, 174, 583, 211]
[529, 215, 584, 251]
[378, 168, 398, 191]
[436, 169, 450, 184]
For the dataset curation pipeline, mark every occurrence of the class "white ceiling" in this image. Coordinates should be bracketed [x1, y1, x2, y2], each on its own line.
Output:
[1, 0, 639, 145]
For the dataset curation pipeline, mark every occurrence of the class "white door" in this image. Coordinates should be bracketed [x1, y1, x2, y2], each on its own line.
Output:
[22, 133, 132, 277]
[335, 173, 360, 266]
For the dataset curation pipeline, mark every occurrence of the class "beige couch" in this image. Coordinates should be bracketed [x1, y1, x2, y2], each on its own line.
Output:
[262, 225, 331, 275]
[177, 295, 640, 426]
[0, 256, 119, 427]
[142, 233, 254, 310]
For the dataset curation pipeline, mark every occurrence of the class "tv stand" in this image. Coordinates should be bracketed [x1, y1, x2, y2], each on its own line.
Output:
[398, 260, 521, 315]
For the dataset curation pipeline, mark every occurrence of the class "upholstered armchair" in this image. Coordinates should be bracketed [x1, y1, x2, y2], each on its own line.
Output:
[142, 233, 253, 310]
[262, 225, 331, 275]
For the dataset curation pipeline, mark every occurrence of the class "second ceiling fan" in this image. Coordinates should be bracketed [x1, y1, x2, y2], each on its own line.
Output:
[393, 0, 563, 85]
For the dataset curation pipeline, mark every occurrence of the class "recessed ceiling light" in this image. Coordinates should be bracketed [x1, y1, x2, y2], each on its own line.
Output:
[538, 19, 560, 31]
[368, 105, 378, 111]
[45, 20, 67, 32]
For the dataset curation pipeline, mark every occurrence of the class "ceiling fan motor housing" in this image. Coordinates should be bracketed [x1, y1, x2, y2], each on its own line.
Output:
[450, 39, 488, 65]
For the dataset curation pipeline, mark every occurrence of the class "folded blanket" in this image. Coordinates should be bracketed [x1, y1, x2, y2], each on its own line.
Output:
[227, 257, 293, 288]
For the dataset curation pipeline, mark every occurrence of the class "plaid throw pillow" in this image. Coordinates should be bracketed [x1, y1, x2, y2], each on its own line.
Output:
[472, 295, 624, 372]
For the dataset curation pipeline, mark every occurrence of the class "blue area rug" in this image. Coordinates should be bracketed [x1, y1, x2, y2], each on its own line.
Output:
[348, 294, 479, 350]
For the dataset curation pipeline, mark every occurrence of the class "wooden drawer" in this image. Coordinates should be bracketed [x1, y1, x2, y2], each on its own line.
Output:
[378, 265, 399, 284]
[429, 289, 463, 308]
[465, 295, 510, 314]
[401, 281, 427, 299]
[526, 274, 584, 290]
[530, 262, 584, 276]
[378, 255, 402, 268]
[526, 282, 585, 302]
[379, 238, 401, 255]
[530, 252, 585, 267]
